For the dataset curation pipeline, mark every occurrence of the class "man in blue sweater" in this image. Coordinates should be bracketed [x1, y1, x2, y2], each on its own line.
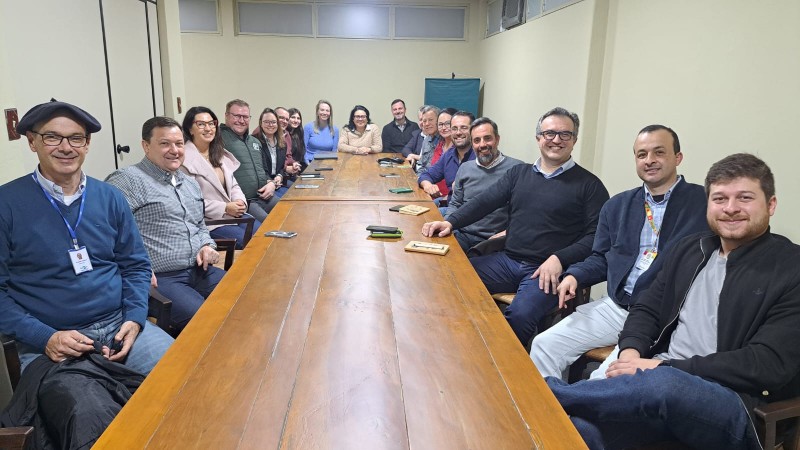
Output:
[423, 107, 609, 346]
[0, 100, 172, 375]
[530, 125, 708, 380]
[418, 111, 476, 206]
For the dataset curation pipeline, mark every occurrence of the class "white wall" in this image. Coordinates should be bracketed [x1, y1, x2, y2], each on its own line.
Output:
[594, 0, 800, 241]
[478, 0, 800, 241]
[477, 0, 599, 164]
[4, 0, 799, 243]
[180, 0, 481, 129]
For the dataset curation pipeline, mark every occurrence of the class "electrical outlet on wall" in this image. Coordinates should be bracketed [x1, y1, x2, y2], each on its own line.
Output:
[5, 108, 20, 141]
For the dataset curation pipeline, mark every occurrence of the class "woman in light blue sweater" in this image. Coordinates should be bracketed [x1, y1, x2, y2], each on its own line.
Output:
[303, 99, 339, 162]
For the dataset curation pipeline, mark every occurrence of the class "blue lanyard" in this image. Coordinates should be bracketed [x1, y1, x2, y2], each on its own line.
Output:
[32, 172, 86, 250]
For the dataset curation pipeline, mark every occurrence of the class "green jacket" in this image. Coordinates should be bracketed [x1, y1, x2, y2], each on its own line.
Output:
[220, 124, 268, 198]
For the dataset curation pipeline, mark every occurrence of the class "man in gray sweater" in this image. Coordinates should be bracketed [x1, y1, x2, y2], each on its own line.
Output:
[445, 117, 523, 252]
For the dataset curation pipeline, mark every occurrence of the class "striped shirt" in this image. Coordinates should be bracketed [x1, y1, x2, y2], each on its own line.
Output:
[105, 158, 215, 273]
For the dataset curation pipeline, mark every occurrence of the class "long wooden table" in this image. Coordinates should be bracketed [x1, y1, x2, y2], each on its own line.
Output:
[95, 157, 585, 449]
[281, 153, 431, 202]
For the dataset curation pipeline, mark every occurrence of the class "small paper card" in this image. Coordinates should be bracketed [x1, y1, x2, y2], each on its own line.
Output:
[398, 205, 430, 216]
[294, 184, 320, 189]
[404, 241, 449, 255]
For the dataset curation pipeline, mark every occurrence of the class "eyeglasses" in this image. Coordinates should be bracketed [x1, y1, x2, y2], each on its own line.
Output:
[261, 120, 278, 126]
[438, 121, 451, 128]
[194, 120, 217, 129]
[540, 130, 575, 141]
[31, 131, 88, 148]
[227, 113, 251, 122]
[353, 115, 368, 120]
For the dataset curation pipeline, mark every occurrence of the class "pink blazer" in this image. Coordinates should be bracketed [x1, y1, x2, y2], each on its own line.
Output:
[180, 141, 247, 228]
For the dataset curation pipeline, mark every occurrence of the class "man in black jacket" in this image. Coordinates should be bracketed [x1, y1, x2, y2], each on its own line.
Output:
[548, 153, 800, 449]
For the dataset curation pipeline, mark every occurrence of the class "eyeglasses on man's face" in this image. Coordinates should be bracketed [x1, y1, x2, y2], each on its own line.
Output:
[540, 130, 575, 141]
[31, 131, 88, 148]
[227, 113, 251, 122]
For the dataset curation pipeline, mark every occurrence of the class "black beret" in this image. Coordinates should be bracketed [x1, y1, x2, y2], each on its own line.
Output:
[16, 98, 102, 135]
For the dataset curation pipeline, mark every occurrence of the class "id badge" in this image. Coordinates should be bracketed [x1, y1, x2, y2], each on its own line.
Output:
[68, 246, 94, 275]
[635, 249, 658, 271]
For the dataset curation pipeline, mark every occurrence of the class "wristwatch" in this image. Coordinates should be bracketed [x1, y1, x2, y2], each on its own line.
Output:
[660, 359, 672, 367]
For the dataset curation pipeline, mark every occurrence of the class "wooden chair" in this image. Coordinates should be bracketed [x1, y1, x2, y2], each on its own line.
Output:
[147, 287, 177, 337]
[755, 399, 800, 450]
[147, 216, 256, 335]
[205, 216, 256, 270]
[0, 333, 34, 450]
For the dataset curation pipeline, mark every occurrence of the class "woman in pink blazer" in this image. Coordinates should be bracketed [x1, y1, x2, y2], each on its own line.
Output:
[180, 106, 260, 249]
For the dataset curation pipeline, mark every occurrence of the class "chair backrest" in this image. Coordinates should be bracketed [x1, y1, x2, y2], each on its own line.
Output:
[0, 333, 19, 411]
[0, 350, 12, 411]
[0, 335, 35, 450]
[205, 215, 256, 248]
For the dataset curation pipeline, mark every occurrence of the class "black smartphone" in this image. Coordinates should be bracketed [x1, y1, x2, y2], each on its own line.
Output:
[366, 225, 399, 233]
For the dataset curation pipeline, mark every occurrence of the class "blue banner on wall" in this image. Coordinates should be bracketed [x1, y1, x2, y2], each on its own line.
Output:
[424, 78, 480, 116]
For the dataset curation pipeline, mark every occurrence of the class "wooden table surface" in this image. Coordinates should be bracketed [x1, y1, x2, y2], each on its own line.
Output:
[281, 153, 432, 202]
[95, 200, 584, 449]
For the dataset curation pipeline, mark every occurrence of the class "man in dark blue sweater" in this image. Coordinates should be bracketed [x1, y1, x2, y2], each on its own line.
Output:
[423, 107, 609, 346]
[0, 100, 172, 376]
[530, 125, 709, 380]
[381, 99, 419, 153]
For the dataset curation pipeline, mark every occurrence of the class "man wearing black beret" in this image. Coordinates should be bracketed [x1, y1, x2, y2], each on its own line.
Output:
[0, 99, 173, 376]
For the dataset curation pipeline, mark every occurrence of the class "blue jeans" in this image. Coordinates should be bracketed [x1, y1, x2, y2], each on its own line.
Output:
[210, 218, 262, 250]
[17, 310, 173, 376]
[469, 251, 557, 345]
[154, 265, 225, 330]
[547, 367, 760, 450]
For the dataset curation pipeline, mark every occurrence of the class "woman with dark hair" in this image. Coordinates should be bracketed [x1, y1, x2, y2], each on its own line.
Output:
[287, 108, 307, 174]
[251, 107, 289, 199]
[428, 107, 458, 197]
[303, 99, 338, 162]
[337, 105, 382, 155]
[180, 106, 260, 249]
